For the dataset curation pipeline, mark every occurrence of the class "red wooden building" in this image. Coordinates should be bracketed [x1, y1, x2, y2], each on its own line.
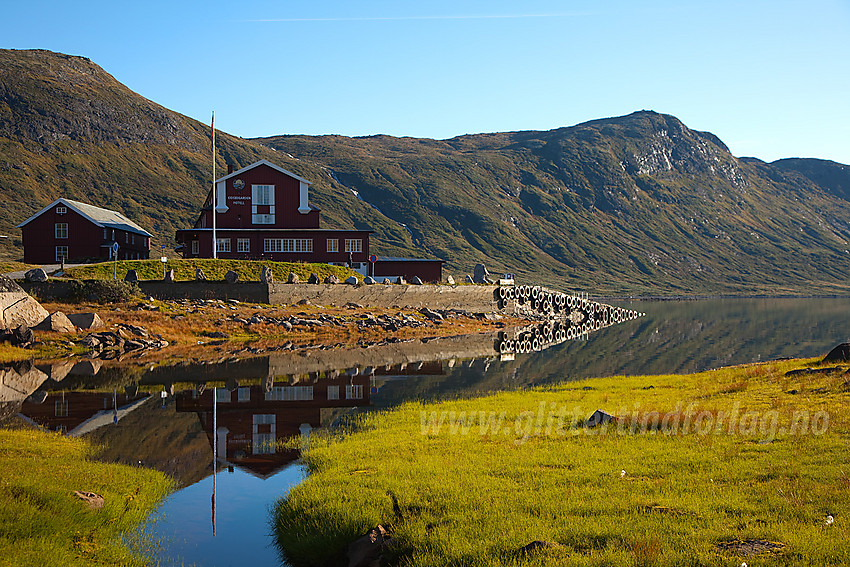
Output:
[17, 198, 152, 264]
[176, 159, 443, 281]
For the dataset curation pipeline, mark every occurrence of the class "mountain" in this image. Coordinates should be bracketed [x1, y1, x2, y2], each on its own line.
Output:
[2, 48, 850, 295]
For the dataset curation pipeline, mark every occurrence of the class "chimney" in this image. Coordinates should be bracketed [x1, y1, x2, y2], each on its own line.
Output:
[227, 164, 234, 174]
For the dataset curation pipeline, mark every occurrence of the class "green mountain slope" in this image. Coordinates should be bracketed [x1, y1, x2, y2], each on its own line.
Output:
[2, 48, 849, 295]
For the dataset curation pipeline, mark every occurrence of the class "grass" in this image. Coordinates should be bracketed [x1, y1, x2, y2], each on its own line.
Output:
[273, 358, 850, 566]
[0, 428, 173, 566]
[0, 261, 34, 275]
[63, 258, 360, 282]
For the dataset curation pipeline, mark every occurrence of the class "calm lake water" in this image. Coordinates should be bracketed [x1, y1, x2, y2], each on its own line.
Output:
[5, 297, 850, 566]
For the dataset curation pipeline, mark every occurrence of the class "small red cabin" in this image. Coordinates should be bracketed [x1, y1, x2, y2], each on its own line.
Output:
[17, 198, 152, 264]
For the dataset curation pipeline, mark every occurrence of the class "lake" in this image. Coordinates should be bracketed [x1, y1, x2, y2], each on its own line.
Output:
[4, 297, 850, 566]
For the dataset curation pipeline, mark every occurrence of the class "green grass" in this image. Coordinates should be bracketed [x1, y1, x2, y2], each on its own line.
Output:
[274, 359, 850, 566]
[0, 261, 34, 275]
[0, 428, 174, 566]
[63, 258, 360, 282]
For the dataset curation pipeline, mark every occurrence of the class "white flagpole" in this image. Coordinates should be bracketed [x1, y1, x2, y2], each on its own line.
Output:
[211, 111, 217, 259]
[212, 386, 217, 536]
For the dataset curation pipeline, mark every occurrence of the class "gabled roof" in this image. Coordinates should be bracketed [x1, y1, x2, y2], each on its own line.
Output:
[217, 159, 311, 186]
[16, 198, 152, 237]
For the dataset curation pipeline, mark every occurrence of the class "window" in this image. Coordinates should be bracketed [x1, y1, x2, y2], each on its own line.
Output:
[293, 239, 313, 253]
[252, 184, 275, 224]
[346, 385, 363, 400]
[131, 234, 135, 245]
[345, 239, 363, 253]
[264, 386, 314, 401]
[237, 238, 250, 253]
[327, 385, 340, 400]
[55, 399, 68, 417]
[216, 238, 231, 253]
[238, 387, 251, 402]
[103, 228, 108, 240]
[191, 240, 199, 255]
[327, 239, 339, 253]
[215, 389, 232, 403]
[264, 239, 312, 253]
[55, 223, 68, 239]
[253, 414, 276, 455]
[55, 246, 68, 262]
[56, 206, 67, 215]
[125, 232, 129, 244]
[265, 238, 283, 253]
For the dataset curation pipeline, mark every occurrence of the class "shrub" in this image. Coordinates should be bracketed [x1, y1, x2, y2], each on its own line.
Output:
[66, 279, 140, 304]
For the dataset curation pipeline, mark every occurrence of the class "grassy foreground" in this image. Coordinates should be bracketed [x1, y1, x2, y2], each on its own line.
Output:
[274, 358, 850, 566]
[0, 428, 173, 566]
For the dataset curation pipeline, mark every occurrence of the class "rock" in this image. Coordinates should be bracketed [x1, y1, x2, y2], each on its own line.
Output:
[465, 274, 475, 284]
[36, 311, 76, 333]
[346, 525, 392, 567]
[383, 278, 393, 284]
[823, 343, 850, 363]
[586, 409, 614, 428]
[297, 298, 311, 305]
[195, 268, 207, 281]
[261, 265, 274, 283]
[163, 269, 175, 282]
[72, 490, 104, 510]
[0, 276, 50, 331]
[324, 274, 340, 284]
[67, 312, 104, 330]
[36, 360, 75, 382]
[446, 275, 456, 285]
[280, 321, 293, 331]
[0, 360, 48, 403]
[24, 268, 48, 283]
[473, 263, 491, 284]
[124, 269, 139, 283]
[287, 272, 300, 284]
[8, 325, 35, 347]
[307, 273, 321, 284]
[70, 360, 102, 376]
[345, 276, 359, 285]
[420, 308, 444, 321]
[411, 276, 424, 285]
[396, 276, 406, 285]
[363, 276, 376, 285]
[224, 270, 240, 284]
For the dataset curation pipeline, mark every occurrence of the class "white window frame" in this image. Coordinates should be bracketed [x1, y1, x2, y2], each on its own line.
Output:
[345, 239, 363, 253]
[55, 246, 68, 262]
[265, 238, 283, 253]
[55, 399, 68, 417]
[238, 387, 251, 402]
[346, 384, 363, 399]
[191, 240, 199, 255]
[327, 239, 339, 253]
[56, 206, 67, 215]
[216, 238, 231, 253]
[264, 386, 314, 401]
[216, 389, 232, 403]
[252, 184, 275, 225]
[327, 385, 340, 400]
[55, 223, 68, 239]
[237, 238, 251, 253]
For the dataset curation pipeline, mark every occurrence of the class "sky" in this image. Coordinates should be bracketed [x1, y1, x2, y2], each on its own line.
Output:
[4, 0, 850, 164]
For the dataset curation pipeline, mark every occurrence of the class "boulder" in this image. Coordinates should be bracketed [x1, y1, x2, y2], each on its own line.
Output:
[324, 274, 340, 284]
[383, 278, 393, 285]
[823, 343, 850, 363]
[67, 312, 105, 330]
[0, 276, 50, 331]
[261, 265, 274, 283]
[465, 274, 475, 284]
[72, 491, 104, 510]
[163, 269, 175, 282]
[396, 276, 406, 285]
[8, 325, 35, 347]
[346, 525, 392, 567]
[124, 269, 139, 283]
[24, 268, 48, 283]
[0, 360, 48, 403]
[195, 268, 207, 281]
[473, 263, 491, 284]
[36, 311, 76, 333]
[307, 273, 321, 284]
[36, 360, 75, 382]
[585, 409, 614, 428]
[411, 276, 424, 285]
[224, 270, 240, 284]
[345, 276, 359, 285]
[446, 275, 456, 285]
[364, 276, 376, 285]
[287, 272, 300, 284]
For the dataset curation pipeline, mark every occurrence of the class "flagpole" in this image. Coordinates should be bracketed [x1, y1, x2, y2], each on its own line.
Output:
[211, 111, 217, 259]
[212, 385, 217, 536]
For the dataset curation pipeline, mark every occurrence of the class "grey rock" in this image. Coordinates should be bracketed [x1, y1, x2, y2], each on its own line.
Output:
[324, 274, 340, 284]
[36, 311, 76, 333]
[446, 275, 455, 285]
[411, 276, 424, 285]
[307, 273, 321, 284]
[823, 343, 850, 363]
[195, 268, 207, 281]
[280, 321, 293, 331]
[66, 312, 104, 330]
[383, 278, 393, 284]
[396, 276, 406, 285]
[346, 525, 392, 567]
[473, 263, 491, 284]
[585, 409, 614, 428]
[287, 272, 300, 284]
[465, 274, 475, 284]
[124, 269, 139, 283]
[363, 276, 376, 285]
[0, 276, 50, 331]
[224, 270, 240, 284]
[345, 276, 359, 285]
[261, 265, 274, 283]
[163, 269, 175, 282]
[24, 268, 48, 283]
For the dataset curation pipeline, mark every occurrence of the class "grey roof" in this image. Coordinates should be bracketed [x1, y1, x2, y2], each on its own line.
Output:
[16, 198, 152, 237]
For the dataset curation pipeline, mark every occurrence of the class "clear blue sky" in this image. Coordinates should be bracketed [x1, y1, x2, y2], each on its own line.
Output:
[4, 0, 850, 164]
